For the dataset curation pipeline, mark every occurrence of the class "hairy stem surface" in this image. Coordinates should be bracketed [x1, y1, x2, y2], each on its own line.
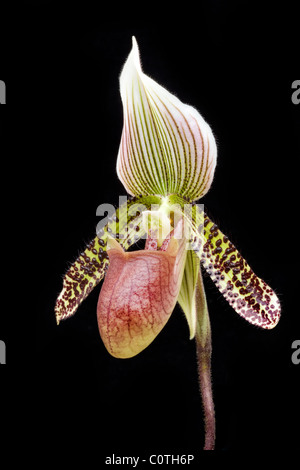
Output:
[195, 269, 215, 450]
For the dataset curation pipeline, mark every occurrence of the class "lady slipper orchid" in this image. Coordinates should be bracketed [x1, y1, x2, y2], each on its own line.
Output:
[55, 37, 281, 450]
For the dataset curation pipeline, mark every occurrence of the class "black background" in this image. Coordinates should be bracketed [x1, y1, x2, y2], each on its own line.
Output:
[0, 0, 299, 460]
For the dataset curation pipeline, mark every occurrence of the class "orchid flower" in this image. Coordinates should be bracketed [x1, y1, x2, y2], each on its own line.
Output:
[55, 37, 281, 450]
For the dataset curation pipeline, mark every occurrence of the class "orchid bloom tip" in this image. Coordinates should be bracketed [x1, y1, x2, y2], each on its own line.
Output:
[117, 37, 217, 201]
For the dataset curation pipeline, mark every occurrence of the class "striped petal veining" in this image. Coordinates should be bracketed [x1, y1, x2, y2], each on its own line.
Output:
[117, 37, 217, 202]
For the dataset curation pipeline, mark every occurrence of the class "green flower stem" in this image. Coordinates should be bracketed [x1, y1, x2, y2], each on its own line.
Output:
[195, 269, 215, 450]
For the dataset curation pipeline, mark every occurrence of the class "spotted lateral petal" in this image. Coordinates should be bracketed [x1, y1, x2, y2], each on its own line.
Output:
[55, 236, 110, 325]
[194, 212, 280, 329]
[117, 37, 217, 201]
[55, 195, 162, 325]
[168, 198, 281, 329]
[201, 216, 281, 328]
